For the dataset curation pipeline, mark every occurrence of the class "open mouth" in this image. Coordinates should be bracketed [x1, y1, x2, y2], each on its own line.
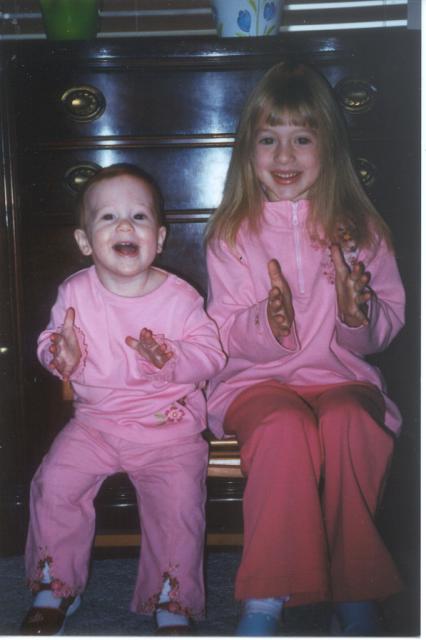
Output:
[113, 242, 139, 256]
[272, 171, 300, 184]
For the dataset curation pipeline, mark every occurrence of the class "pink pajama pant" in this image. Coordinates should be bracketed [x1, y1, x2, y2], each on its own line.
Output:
[224, 380, 403, 606]
[25, 420, 208, 619]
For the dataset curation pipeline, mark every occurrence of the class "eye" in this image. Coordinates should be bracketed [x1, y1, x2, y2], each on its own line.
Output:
[295, 136, 312, 145]
[133, 212, 147, 221]
[100, 213, 114, 221]
[258, 136, 275, 146]
[295, 131, 317, 146]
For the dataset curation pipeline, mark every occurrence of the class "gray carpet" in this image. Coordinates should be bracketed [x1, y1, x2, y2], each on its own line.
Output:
[3, 552, 243, 636]
[0, 550, 419, 636]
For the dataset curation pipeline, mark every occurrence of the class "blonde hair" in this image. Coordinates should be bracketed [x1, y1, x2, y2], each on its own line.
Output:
[75, 163, 164, 233]
[205, 61, 391, 250]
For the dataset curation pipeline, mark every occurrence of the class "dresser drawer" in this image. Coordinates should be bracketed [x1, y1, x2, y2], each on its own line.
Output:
[322, 57, 419, 140]
[11, 33, 418, 145]
[351, 138, 419, 215]
[19, 145, 232, 219]
[13, 64, 264, 141]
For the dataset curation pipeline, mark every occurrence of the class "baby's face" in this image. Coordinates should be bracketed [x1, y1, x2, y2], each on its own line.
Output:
[74, 175, 166, 291]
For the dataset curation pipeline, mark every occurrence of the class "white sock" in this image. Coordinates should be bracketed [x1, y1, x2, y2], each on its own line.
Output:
[33, 590, 62, 608]
[156, 577, 189, 628]
[156, 609, 189, 627]
[33, 562, 61, 609]
[243, 596, 288, 619]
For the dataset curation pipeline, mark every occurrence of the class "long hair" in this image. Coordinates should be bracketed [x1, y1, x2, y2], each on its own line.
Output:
[205, 61, 391, 250]
[75, 163, 165, 232]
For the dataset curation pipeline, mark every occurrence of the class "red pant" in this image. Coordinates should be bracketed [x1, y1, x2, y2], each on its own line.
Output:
[225, 381, 403, 606]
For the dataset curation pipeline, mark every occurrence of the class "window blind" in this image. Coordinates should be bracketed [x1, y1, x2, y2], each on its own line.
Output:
[1, 0, 409, 40]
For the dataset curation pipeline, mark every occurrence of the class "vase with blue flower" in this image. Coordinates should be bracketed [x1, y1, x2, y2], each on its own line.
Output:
[211, 0, 283, 38]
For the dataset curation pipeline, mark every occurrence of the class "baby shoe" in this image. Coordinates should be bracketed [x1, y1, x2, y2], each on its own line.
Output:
[20, 594, 81, 635]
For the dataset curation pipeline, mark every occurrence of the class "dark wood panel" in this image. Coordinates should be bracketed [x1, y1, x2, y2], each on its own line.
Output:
[12, 65, 263, 139]
[10, 36, 418, 143]
[0, 53, 27, 553]
[157, 221, 208, 292]
[350, 139, 420, 215]
[18, 147, 231, 216]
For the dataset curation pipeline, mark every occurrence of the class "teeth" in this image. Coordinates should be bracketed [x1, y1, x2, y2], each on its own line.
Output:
[274, 172, 298, 178]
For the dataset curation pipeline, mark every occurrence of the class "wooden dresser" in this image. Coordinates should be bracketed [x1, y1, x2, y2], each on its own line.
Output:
[0, 31, 420, 561]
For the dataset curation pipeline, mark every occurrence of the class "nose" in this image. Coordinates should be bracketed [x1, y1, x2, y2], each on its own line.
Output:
[116, 216, 133, 231]
[275, 141, 294, 163]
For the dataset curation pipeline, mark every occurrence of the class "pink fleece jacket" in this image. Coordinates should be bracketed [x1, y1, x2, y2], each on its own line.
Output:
[38, 265, 226, 444]
[206, 199, 405, 438]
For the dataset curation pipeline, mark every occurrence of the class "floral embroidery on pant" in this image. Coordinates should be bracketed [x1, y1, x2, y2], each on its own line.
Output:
[137, 567, 198, 618]
[27, 549, 78, 598]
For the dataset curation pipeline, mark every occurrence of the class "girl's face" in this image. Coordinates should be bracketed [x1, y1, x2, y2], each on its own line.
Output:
[253, 114, 321, 202]
[74, 175, 166, 293]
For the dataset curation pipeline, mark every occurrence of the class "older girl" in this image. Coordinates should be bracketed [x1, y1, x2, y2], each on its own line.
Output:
[205, 62, 404, 635]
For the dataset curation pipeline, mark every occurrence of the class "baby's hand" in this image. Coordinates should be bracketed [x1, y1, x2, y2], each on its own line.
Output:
[49, 307, 81, 380]
[267, 259, 294, 339]
[331, 244, 372, 327]
[125, 328, 173, 369]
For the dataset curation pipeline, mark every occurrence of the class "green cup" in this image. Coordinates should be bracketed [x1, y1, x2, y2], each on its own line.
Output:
[40, 0, 99, 40]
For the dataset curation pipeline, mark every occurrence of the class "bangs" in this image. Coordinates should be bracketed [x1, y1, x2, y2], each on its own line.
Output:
[257, 66, 321, 130]
[262, 101, 319, 130]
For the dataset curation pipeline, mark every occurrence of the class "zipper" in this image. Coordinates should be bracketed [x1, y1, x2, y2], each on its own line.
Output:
[291, 201, 305, 294]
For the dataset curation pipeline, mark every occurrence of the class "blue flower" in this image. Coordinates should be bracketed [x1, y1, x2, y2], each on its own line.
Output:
[264, 2, 276, 21]
[237, 10, 251, 33]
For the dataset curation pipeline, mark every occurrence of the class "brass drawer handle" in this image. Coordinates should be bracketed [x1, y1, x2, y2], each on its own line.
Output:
[356, 157, 376, 188]
[61, 85, 106, 122]
[64, 163, 101, 193]
[335, 78, 377, 114]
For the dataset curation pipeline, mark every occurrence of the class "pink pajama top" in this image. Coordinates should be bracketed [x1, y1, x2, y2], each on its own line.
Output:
[206, 199, 405, 438]
[38, 266, 226, 444]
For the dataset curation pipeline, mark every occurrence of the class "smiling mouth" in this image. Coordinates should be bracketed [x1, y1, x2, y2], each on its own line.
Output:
[272, 171, 300, 183]
[113, 242, 139, 256]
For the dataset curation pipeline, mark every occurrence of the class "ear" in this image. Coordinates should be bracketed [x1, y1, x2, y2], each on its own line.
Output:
[74, 229, 93, 256]
[157, 226, 167, 254]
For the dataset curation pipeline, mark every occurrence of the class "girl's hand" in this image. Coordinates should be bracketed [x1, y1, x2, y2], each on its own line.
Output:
[331, 244, 372, 327]
[267, 259, 294, 339]
[49, 307, 81, 380]
[125, 328, 173, 369]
